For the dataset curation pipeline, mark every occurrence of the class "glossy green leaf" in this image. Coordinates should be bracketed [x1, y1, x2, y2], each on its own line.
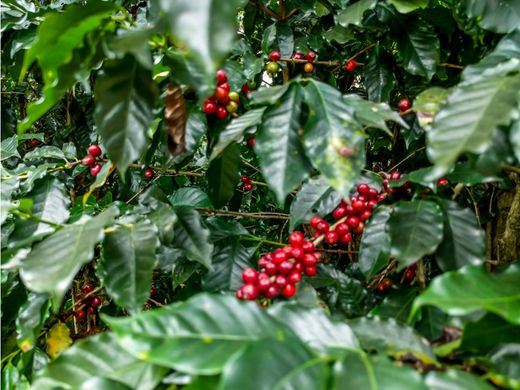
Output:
[220, 339, 328, 390]
[275, 22, 294, 58]
[15, 292, 50, 351]
[435, 199, 485, 271]
[210, 107, 266, 160]
[303, 80, 365, 199]
[415, 306, 447, 341]
[256, 84, 311, 204]
[23, 146, 66, 161]
[411, 264, 520, 325]
[372, 287, 419, 323]
[427, 72, 520, 178]
[268, 303, 359, 354]
[460, 313, 520, 355]
[249, 83, 292, 105]
[337, 0, 377, 27]
[289, 175, 342, 231]
[333, 351, 428, 390]
[1, 363, 29, 390]
[99, 219, 158, 314]
[358, 206, 392, 279]
[206, 218, 250, 241]
[387, 0, 429, 14]
[364, 46, 395, 102]
[207, 143, 241, 208]
[172, 207, 214, 269]
[388, 200, 444, 268]
[445, 161, 501, 186]
[1, 136, 20, 160]
[488, 343, 520, 382]
[168, 187, 211, 208]
[413, 87, 450, 130]
[94, 56, 158, 176]
[425, 369, 495, 390]
[202, 240, 255, 292]
[31, 333, 166, 390]
[20, 206, 119, 306]
[464, 0, 520, 34]
[82, 162, 113, 206]
[105, 294, 297, 374]
[348, 316, 436, 363]
[10, 177, 69, 247]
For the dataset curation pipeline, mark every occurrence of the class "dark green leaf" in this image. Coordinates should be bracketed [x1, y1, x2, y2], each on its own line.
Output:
[372, 287, 419, 323]
[411, 264, 520, 325]
[206, 218, 250, 241]
[364, 46, 395, 102]
[207, 143, 241, 208]
[425, 369, 495, 390]
[1, 363, 29, 390]
[20, 206, 119, 306]
[435, 200, 485, 271]
[94, 56, 158, 176]
[445, 161, 501, 186]
[337, 0, 377, 27]
[256, 84, 311, 204]
[388, 200, 444, 268]
[275, 22, 294, 58]
[303, 80, 365, 199]
[185, 106, 207, 153]
[172, 207, 214, 269]
[31, 333, 166, 390]
[23, 146, 66, 161]
[249, 83, 292, 105]
[387, 0, 429, 14]
[358, 206, 392, 279]
[289, 175, 342, 231]
[415, 306, 447, 341]
[105, 294, 297, 374]
[168, 188, 211, 208]
[99, 219, 158, 314]
[488, 343, 520, 382]
[202, 240, 255, 292]
[15, 292, 50, 351]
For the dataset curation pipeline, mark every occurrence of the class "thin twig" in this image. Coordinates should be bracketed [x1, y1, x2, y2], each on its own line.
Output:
[279, 57, 340, 66]
[388, 146, 426, 173]
[347, 43, 376, 62]
[196, 207, 289, 220]
[438, 63, 464, 70]
[126, 174, 162, 204]
[248, 0, 281, 20]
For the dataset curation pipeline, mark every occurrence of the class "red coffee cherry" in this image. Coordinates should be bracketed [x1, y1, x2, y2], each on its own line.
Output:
[216, 106, 229, 119]
[398, 98, 412, 112]
[203, 99, 217, 114]
[91, 296, 102, 308]
[282, 284, 297, 298]
[82, 284, 94, 294]
[242, 284, 259, 300]
[87, 306, 97, 315]
[304, 266, 317, 276]
[306, 51, 317, 63]
[75, 310, 86, 320]
[292, 52, 305, 60]
[144, 168, 154, 179]
[289, 231, 305, 247]
[81, 155, 96, 167]
[377, 278, 393, 292]
[87, 144, 102, 157]
[325, 231, 339, 245]
[345, 59, 357, 71]
[216, 69, 227, 85]
[90, 164, 102, 177]
[241, 175, 250, 183]
[269, 50, 281, 61]
[242, 268, 259, 284]
[301, 241, 315, 253]
[437, 178, 449, 186]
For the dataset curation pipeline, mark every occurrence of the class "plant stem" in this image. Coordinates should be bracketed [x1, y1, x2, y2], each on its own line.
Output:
[196, 207, 289, 220]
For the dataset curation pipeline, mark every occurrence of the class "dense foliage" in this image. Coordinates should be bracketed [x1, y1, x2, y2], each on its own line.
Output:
[1, 0, 520, 388]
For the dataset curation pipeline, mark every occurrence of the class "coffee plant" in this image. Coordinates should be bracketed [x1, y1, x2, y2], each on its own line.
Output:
[1, 0, 520, 389]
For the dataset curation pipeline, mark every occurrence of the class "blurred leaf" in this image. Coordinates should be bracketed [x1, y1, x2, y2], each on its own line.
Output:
[1, 363, 29, 390]
[289, 175, 342, 231]
[99, 219, 158, 314]
[388, 200, 444, 269]
[168, 188, 211, 208]
[94, 56, 158, 176]
[425, 369, 495, 390]
[1, 136, 20, 160]
[358, 206, 392, 279]
[105, 294, 297, 374]
[337, 0, 377, 27]
[435, 199, 485, 271]
[82, 163, 114, 206]
[387, 0, 429, 14]
[445, 161, 501, 186]
[207, 143, 241, 208]
[206, 218, 250, 241]
[20, 206, 119, 306]
[172, 207, 214, 269]
[372, 287, 419, 323]
[16, 292, 50, 352]
[202, 239, 255, 292]
[464, 0, 520, 34]
[32, 333, 166, 390]
[415, 306, 447, 341]
[256, 83, 311, 204]
[45, 321, 72, 359]
[249, 83, 292, 105]
[414, 87, 450, 130]
[488, 343, 520, 382]
[411, 264, 520, 325]
[303, 80, 365, 199]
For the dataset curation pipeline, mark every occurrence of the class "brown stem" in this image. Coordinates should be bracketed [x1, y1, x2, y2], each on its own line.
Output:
[248, 0, 281, 20]
[438, 63, 464, 70]
[347, 43, 376, 62]
[279, 58, 340, 66]
[279, 0, 285, 19]
[196, 207, 289, 220]
[503, 164, 520, 176]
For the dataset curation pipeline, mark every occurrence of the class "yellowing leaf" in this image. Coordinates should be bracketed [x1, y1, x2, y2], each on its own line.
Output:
[46, 322, 72, 359]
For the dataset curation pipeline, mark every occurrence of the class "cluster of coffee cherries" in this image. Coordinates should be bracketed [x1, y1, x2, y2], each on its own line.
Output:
[202, 70, 240, 120]
[81, 144, 103, 177]
[267, 50, 318, 75]
[236, 231, 321, 301]
[376, 263, 417, 292]
[240, 175, 253, 192]
[74, 284, 102, 320]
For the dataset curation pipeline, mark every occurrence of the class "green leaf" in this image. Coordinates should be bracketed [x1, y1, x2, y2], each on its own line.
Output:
[459, 313, 520, 355]
[388, 200, 444, 268]
[289, 175, 342, 231]
[94, 56, 158, 176]
[168, 188, 211, 208]
[464, 0, 520, 34]
[344, 94, 408, 136]
[510, 117, 520, 163]
[413, 87, 450, 130]
[358, 206, 392, 279]
[172, 207, 214, 269]
[20, 206, 119, 307]
[334, 351, 428, 390]
[262, 23, 277, 55]
[427, 72, 520, 177]
[10, 177, 70, 247]
[387, 0, 429, 14]
[435, 200, 485, 271]
[488, 343, 520, 382]
[99, 219, 158, 314]
[256, 84, 311, 204]
[337, 0, 377, 27]
[210, 107, 266, 160]
[1, 363, 29, 390]
[207, 143, 241, 208]
[364, 46, 395, 102]
[23, 146, 66, 161]
[220, 339, 328, 390]
[185, 106, 207, 153]
[105, 294, 297, 374]
[275, 22, 294, 58]
[82, 162, 113, 206]
[415, 306, 447, 341]
[445, 161, 501, 186]
[156, 0, 247, 86]
[15, 292, 50, 351]
[395, 18, 439, 79]
[425, 369, 495, 390]
[202, 240, 255, 292]
[372, 287, 419, 323]
[303, 80, 365, 199]
[347, 316, 436, 363]
[411, 264, 520, 325]
[18, 1, 117, 133]
[267, 304, 359, 354]
[31, 333, 166, 390]
[1, 136, 20, 160]
[206, 218, 250, 241]
[249, 83, 292, 105]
